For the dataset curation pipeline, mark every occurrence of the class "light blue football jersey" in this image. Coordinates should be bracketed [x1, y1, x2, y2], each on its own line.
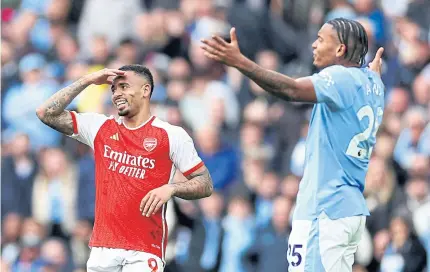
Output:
[293, 65, 385, 221]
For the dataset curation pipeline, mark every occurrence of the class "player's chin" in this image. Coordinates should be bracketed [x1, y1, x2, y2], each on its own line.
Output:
[313, 59, 322, 68]
[313, 60, 328, 69]
[118, 108, 130, 117]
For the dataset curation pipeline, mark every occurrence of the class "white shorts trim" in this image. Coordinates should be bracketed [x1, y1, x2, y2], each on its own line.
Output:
[87, 247, 164, 272]
[288, 212, 366, 272]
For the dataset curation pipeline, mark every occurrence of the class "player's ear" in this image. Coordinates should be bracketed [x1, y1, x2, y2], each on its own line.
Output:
[141, 84, 151, 98]
[336, 44, 347, 58]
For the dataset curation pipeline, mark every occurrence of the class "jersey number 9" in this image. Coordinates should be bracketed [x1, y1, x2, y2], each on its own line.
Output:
[147, 258, 158, 272]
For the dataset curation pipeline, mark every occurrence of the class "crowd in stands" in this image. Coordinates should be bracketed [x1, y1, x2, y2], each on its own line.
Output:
[1, 0, 429, 271]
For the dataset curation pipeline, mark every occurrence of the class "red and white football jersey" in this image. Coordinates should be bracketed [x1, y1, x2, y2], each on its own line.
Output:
[69, 112, 204, 262]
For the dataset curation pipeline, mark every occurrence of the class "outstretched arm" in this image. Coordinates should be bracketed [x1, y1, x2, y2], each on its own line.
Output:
[200, 28, 316, 102]
[236, 56, 316, 102]
[201, 28, 385, 102]
[170, 165, 213, 200]
[36, 68, 125, 135]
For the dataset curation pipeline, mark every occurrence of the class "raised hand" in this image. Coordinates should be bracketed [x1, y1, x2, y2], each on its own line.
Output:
[87, 68, 126, 85]
[369, 47, 384, 77]
[200, 27, 244, 68]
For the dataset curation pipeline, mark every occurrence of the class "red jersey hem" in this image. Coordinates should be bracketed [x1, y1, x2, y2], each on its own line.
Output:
[183, 161, 204, 176]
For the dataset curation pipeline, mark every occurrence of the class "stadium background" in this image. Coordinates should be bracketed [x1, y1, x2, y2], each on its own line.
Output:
[1, 0, 429, 271]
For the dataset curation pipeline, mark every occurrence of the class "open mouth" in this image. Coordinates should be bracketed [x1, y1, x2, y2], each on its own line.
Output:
[115, 99, 128, 111]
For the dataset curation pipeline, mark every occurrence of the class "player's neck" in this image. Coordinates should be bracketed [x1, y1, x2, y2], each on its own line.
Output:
[337, 59, 361, 68]
[123, 110, 152, 129]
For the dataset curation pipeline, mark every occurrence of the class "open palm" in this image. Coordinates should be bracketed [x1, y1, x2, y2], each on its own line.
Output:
[200, 27, 243, 68]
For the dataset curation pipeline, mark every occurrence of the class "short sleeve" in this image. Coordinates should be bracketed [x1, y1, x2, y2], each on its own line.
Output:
[68, 111, 109, 149]
[310, 65, 357, 110]
[170, 127, 204, 176]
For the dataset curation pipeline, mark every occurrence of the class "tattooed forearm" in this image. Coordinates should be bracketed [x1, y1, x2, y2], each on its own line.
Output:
[170, 168, 213, 200]
[237, 57, 298, 101]
[36, 77, 92, 135]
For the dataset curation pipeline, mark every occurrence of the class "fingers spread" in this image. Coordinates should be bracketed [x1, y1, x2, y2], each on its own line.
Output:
[212, 35, 228, 47]
[203, 51, 221, 61]
[201, 38, 224, 52]
[200, 44, 218, 55]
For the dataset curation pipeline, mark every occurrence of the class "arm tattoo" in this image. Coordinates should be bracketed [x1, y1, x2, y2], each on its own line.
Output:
[238, 58, 298, 101]
[170, 168, 214, 200]
[36, 77, 91, 135]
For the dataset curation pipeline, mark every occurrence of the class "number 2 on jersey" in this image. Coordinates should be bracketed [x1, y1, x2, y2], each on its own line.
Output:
[346, 105, 383, 159]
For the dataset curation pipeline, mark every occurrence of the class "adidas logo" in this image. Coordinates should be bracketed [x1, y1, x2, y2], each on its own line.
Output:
[110, 133, 119, 141]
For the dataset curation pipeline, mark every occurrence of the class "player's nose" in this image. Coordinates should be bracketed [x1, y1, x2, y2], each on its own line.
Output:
[312, 41, 317, 49]
[112, 90, 122, 101]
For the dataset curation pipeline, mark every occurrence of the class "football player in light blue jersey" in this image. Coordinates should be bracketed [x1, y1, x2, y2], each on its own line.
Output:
[201, 17, 385, 272]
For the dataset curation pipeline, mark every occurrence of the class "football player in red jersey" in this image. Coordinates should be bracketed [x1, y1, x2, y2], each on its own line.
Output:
[36, 65, 213, 272]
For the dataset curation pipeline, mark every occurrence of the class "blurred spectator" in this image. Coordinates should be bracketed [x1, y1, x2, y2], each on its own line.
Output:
[1, 0, 429, 271]
[254, 172, 279, 228]
[8, 218, 47, 271]
[353, 0, 387, 46]
[271, 104, 309, 176]
[178, 192, 224, 272]
[1, 39, 19, 93]
[1, 213, 22, 264]
[39, 238, 72, 272]
[219, 196, 255, 272]
[325, 0, 357, 22]
[76, 149, 96, 221]
[3, 53, 60, 150]
[32, 148, 78, 238]
[386, 87, 410, 115]
[380, 216, 427, 272]
[179, 73, 240, 132]
[281, 175, 300, 203]
[245, 196, 291, 272]
[115, 38, 139, 66]
[238, 122, 273, 171]
[412, 71, 430, 107]
[290, 121, 309, 177]
[77, 0, 143, 58]
[195, 126, 238, 191]
[393, 106, 428, 170]
[70, 220, 92, 270]
[1, 133, 38, 218]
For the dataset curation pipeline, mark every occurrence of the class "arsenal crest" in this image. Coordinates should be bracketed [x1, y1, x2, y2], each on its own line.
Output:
[143, 138, 157, 152]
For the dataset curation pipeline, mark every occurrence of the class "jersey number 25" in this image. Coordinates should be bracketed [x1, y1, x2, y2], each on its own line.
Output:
[346, 105, 383, 159]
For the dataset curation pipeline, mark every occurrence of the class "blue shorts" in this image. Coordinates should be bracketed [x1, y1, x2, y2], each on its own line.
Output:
[287, 212, 366, 272]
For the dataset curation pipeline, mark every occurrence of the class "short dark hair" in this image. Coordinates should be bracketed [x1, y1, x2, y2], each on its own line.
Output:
[118, 64, 154, 97]
[327, 18, 369, 66]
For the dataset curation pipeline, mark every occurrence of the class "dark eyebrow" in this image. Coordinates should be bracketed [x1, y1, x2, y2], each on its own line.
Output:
[111, 82, 129, 92]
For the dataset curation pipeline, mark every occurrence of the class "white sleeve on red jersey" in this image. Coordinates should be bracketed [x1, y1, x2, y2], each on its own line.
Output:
[170, 126, 204, 176]
[68, 111, 110, 149]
